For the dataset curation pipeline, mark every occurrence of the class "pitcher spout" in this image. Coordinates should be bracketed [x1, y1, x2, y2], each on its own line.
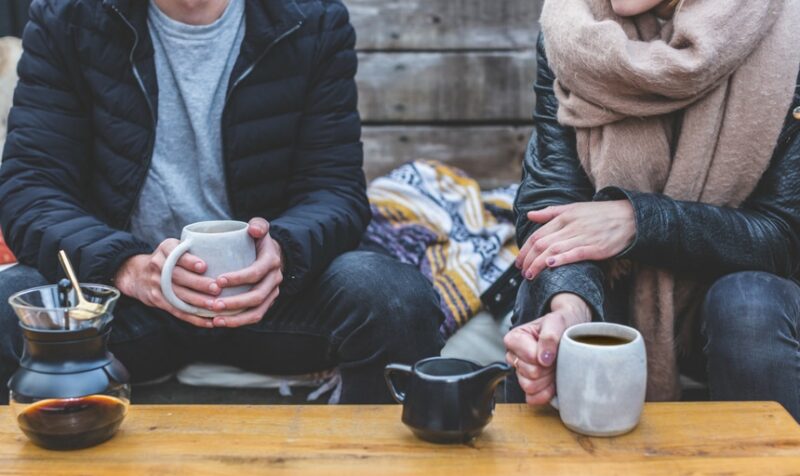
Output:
[472, 361, 513, 399]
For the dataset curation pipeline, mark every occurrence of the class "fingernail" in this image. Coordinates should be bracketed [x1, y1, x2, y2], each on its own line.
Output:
[206, 320, 214, 328]
[541, 351, 554, 365]
[215, 300, 226, 310]
[217, 318, 227, 327]
[546, 257, 555, 266]
[525, 271, 533, 280]
[209, 283, 220, 294]
[218, 277, 229, 287]
[194, 262, 203, 272]
[205, 300, 214, 310]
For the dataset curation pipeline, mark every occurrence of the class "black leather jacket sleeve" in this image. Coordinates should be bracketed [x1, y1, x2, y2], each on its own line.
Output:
[593, 76, 800, 280]
[515, 32, 800, 324]
[513, 35, 606, 323]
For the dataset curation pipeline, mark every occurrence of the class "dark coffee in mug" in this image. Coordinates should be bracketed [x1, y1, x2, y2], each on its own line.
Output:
[17, 394, 127, 450]
[573, 335, 632, 346]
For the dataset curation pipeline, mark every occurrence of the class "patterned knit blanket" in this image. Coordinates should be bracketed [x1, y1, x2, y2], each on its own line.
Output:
[364, 160, 519, 337]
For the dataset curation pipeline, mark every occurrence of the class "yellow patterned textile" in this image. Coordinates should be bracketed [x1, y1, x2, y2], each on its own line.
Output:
[365, 160, 518, 336]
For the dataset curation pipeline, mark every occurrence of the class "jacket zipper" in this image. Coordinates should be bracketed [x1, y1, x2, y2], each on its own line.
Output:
[220, 21, 304, 213]
[111, 5, 157, 231]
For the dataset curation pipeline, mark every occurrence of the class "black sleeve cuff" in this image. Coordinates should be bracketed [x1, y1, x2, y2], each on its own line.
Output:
[593, 186, 668, 261]
[513, 262, 605, 326]
[101, 240, 153, 285]
[268, 223, 305, 296]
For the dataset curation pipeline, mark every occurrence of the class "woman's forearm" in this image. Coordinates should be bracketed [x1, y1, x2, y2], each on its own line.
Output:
[597, 187, 800, 278]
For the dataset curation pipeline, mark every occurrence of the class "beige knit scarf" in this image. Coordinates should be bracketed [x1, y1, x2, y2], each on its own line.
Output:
[541, 0, 800, 400]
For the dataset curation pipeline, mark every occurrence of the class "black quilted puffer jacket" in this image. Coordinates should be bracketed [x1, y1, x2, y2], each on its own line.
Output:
[0, 0, 369, 296]
[514, 34, 800, 321]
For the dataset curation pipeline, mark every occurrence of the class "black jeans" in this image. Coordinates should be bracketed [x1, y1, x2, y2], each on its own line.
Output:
[506, 271, 800, 422]
[0, 251, 445, 404]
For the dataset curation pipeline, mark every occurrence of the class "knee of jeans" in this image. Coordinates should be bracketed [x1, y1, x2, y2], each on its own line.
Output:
[328, 251, 443, 351]
[703, 271, 796, 347]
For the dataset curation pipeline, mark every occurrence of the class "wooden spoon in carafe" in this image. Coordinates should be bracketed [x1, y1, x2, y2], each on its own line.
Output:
[57, 250, 106, 320]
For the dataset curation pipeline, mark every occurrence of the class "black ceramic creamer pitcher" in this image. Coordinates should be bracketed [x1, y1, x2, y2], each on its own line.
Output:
[384, 357, 512, 443]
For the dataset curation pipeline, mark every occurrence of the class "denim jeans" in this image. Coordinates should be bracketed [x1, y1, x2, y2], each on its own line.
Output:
[506, 271, 800, 422]
[0, 251, 445, 404]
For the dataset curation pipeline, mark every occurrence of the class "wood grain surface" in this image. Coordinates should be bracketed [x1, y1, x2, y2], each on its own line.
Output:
[348, 0, 542, 184]
[348, 0, 542, 51]
[362, 125, 529, 188]
[357, 51, 537, 123]
[0, 403, 798, 475]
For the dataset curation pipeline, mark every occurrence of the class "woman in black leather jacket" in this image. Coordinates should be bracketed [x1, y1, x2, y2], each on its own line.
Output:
[505, 0, 800, 421]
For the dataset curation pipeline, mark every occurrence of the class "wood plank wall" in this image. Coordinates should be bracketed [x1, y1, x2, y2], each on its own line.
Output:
[347, 0, 543, 188]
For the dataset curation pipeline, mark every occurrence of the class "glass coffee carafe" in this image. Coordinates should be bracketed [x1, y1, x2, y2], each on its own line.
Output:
[7, 283, 130, 450]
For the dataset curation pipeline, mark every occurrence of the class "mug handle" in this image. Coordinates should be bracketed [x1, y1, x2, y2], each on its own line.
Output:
[384, 363, 412, 403]
[160, 238, 205, 316]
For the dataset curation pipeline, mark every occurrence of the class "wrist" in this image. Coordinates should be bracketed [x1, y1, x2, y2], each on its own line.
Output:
[550, 293, 592, 323]
[114, 254, 147, 296]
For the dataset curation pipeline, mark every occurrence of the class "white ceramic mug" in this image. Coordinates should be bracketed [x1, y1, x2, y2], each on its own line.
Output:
[160, 220, 256, 318]
[552, 322, 647, 437]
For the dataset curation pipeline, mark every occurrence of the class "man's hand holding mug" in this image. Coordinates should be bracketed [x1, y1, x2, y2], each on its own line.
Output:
[114, 217, 282, 328]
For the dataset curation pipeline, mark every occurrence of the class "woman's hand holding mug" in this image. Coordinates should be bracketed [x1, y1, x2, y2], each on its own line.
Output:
[504, 293, 592, 405]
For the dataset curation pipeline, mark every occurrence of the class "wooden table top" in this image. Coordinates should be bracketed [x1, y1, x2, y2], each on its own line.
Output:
[0, 403, 798, 475]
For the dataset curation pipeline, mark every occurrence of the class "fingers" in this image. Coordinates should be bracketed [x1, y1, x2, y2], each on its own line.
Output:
[177, 251, 206, 274]
[529, 214, 565, 244]
[513, 353, 555, 381]
[547, 245, 606, 268]
[217, 244, 281, 288]
[527, 205, 569, 224]
[522, 236, 586, 281]
[537, 312, 568, 367]
[213, 286, 279, 328]
[212, 269, 282, 312]
[505, 318, 561, 406]
[503, 325, 540, 364]
[149, 239, 179, 272]
[172, 267, 219, 295]
[520, 229, 572, 278]
[248, 217, 269, 239]
[152, 239, 206, 274]
[517, 372, 554, 396]
[515, 206, 571, 270]
[173, 284, 216, 312]
[525, 383, 556, 406]
[507, 348, 555, 406]
[515, 234, 536, 269]
[517, 219, 568, 275]
[157, 238, 181, 256]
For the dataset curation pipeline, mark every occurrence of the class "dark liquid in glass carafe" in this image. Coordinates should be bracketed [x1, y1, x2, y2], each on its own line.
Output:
[17, 395, 127, 450]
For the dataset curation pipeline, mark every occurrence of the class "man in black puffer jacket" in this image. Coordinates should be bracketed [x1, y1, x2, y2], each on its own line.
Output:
[0, 0, 445, 404]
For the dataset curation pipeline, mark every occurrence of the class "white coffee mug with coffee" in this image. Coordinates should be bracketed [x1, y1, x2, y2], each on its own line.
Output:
[552, 322, 647, 437]
[160, 220, 256, 318]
